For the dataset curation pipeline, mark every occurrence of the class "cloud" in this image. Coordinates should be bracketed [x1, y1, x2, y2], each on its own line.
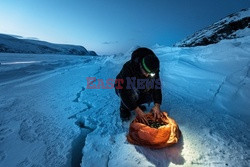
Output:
[7, 34, 39, 40]
[7, 34, 24, 39]
[102, 41, 118, 45]
[26, 37, 39, 40]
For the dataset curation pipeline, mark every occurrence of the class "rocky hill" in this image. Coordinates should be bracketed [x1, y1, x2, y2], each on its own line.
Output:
[0, 34, 97, 56]
[174, 8, 250, 47]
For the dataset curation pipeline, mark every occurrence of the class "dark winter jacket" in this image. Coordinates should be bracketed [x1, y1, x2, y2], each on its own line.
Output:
[115, 54, 162, 111]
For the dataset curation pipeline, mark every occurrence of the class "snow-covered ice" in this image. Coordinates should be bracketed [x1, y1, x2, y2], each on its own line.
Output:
[0, 36, 250, 166]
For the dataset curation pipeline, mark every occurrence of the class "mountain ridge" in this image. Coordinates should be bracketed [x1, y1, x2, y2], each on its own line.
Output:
[174, 8, 250, 47]
[0, 33, 97, 56]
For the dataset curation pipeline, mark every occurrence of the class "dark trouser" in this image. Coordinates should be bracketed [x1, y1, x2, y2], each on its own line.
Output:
[115, 88, 153, 113]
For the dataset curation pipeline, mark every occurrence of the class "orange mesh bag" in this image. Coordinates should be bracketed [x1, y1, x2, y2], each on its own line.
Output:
[127, 112, 181, 149]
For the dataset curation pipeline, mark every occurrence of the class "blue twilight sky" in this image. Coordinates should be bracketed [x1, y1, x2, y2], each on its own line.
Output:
[0, 0, 249, 55]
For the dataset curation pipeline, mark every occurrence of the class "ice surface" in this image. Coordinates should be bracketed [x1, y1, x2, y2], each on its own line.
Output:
[0, 36, 249, 167]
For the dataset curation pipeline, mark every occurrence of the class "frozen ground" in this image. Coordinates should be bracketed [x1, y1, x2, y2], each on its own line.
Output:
[0, 36, 249, 167]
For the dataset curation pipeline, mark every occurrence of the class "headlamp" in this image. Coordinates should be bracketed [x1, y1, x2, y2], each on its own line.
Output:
[149, 73, 155, 77]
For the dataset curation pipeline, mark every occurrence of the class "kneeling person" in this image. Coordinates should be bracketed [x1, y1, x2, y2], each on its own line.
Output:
[115, 47, 163, 124]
